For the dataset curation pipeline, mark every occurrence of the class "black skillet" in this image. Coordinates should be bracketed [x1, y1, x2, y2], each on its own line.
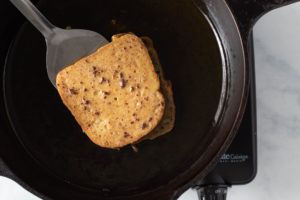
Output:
[0, 0, 298, 199]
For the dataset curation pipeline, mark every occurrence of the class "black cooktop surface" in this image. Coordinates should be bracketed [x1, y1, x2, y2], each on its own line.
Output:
[198, 33, 257, 187]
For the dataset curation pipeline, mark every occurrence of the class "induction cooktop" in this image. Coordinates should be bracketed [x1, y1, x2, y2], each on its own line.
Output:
[194, 33, 257, 200]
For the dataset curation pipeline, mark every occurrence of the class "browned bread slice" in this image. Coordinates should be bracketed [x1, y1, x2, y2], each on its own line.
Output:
[56, 34, 165, 148]
[111, 34, 175, 143]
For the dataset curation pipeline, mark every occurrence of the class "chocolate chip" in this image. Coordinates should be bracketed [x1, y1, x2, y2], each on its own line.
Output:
[149, 117, 153, 122]
[80, 81, 83, 84]
[132, 113, 136, 116]
[141, 123, 147, 129]
[95, 112, 100, 115]
[104, 91, 110, 95]
[85, 59, 90, 63]
[84, 88, 88, 92]
[69, 88, 78, 95]
[114, 97, 117, 101]
[119, 72, 124, 79]
[130, 87, 135, 92]
[82, 98, 90, 104]
[120, 79, 127, 88]
[130, 121, 134, 124]
[92, 66, 100, 77]
[100, 77, 110, 85]
[100, 77, 106, 84]
[123, 132, 130, 138]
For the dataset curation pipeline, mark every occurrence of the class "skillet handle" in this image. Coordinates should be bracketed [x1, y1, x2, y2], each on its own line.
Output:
[225, 0, 300, 40]
[195, 185, 228, 200]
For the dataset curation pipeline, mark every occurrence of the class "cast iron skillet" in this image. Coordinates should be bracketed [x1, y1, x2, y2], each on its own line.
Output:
[0, 0, 298, 199]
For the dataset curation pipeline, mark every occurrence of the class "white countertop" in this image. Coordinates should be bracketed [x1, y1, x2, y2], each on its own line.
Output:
[2, 2, 300, 199]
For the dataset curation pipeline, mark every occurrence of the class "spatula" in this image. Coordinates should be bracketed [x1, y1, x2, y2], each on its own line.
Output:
[9, 0, 109, 88]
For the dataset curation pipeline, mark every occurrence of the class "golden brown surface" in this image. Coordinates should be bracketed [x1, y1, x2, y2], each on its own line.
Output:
[111, 35, 175, 143]
[56, 34, 165, 148]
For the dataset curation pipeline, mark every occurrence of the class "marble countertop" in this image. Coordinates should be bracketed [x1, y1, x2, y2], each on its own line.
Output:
[2, 2, 300, 200]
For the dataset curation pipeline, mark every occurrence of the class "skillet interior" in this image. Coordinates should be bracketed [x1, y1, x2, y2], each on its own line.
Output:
[3, 0, 222, 195]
